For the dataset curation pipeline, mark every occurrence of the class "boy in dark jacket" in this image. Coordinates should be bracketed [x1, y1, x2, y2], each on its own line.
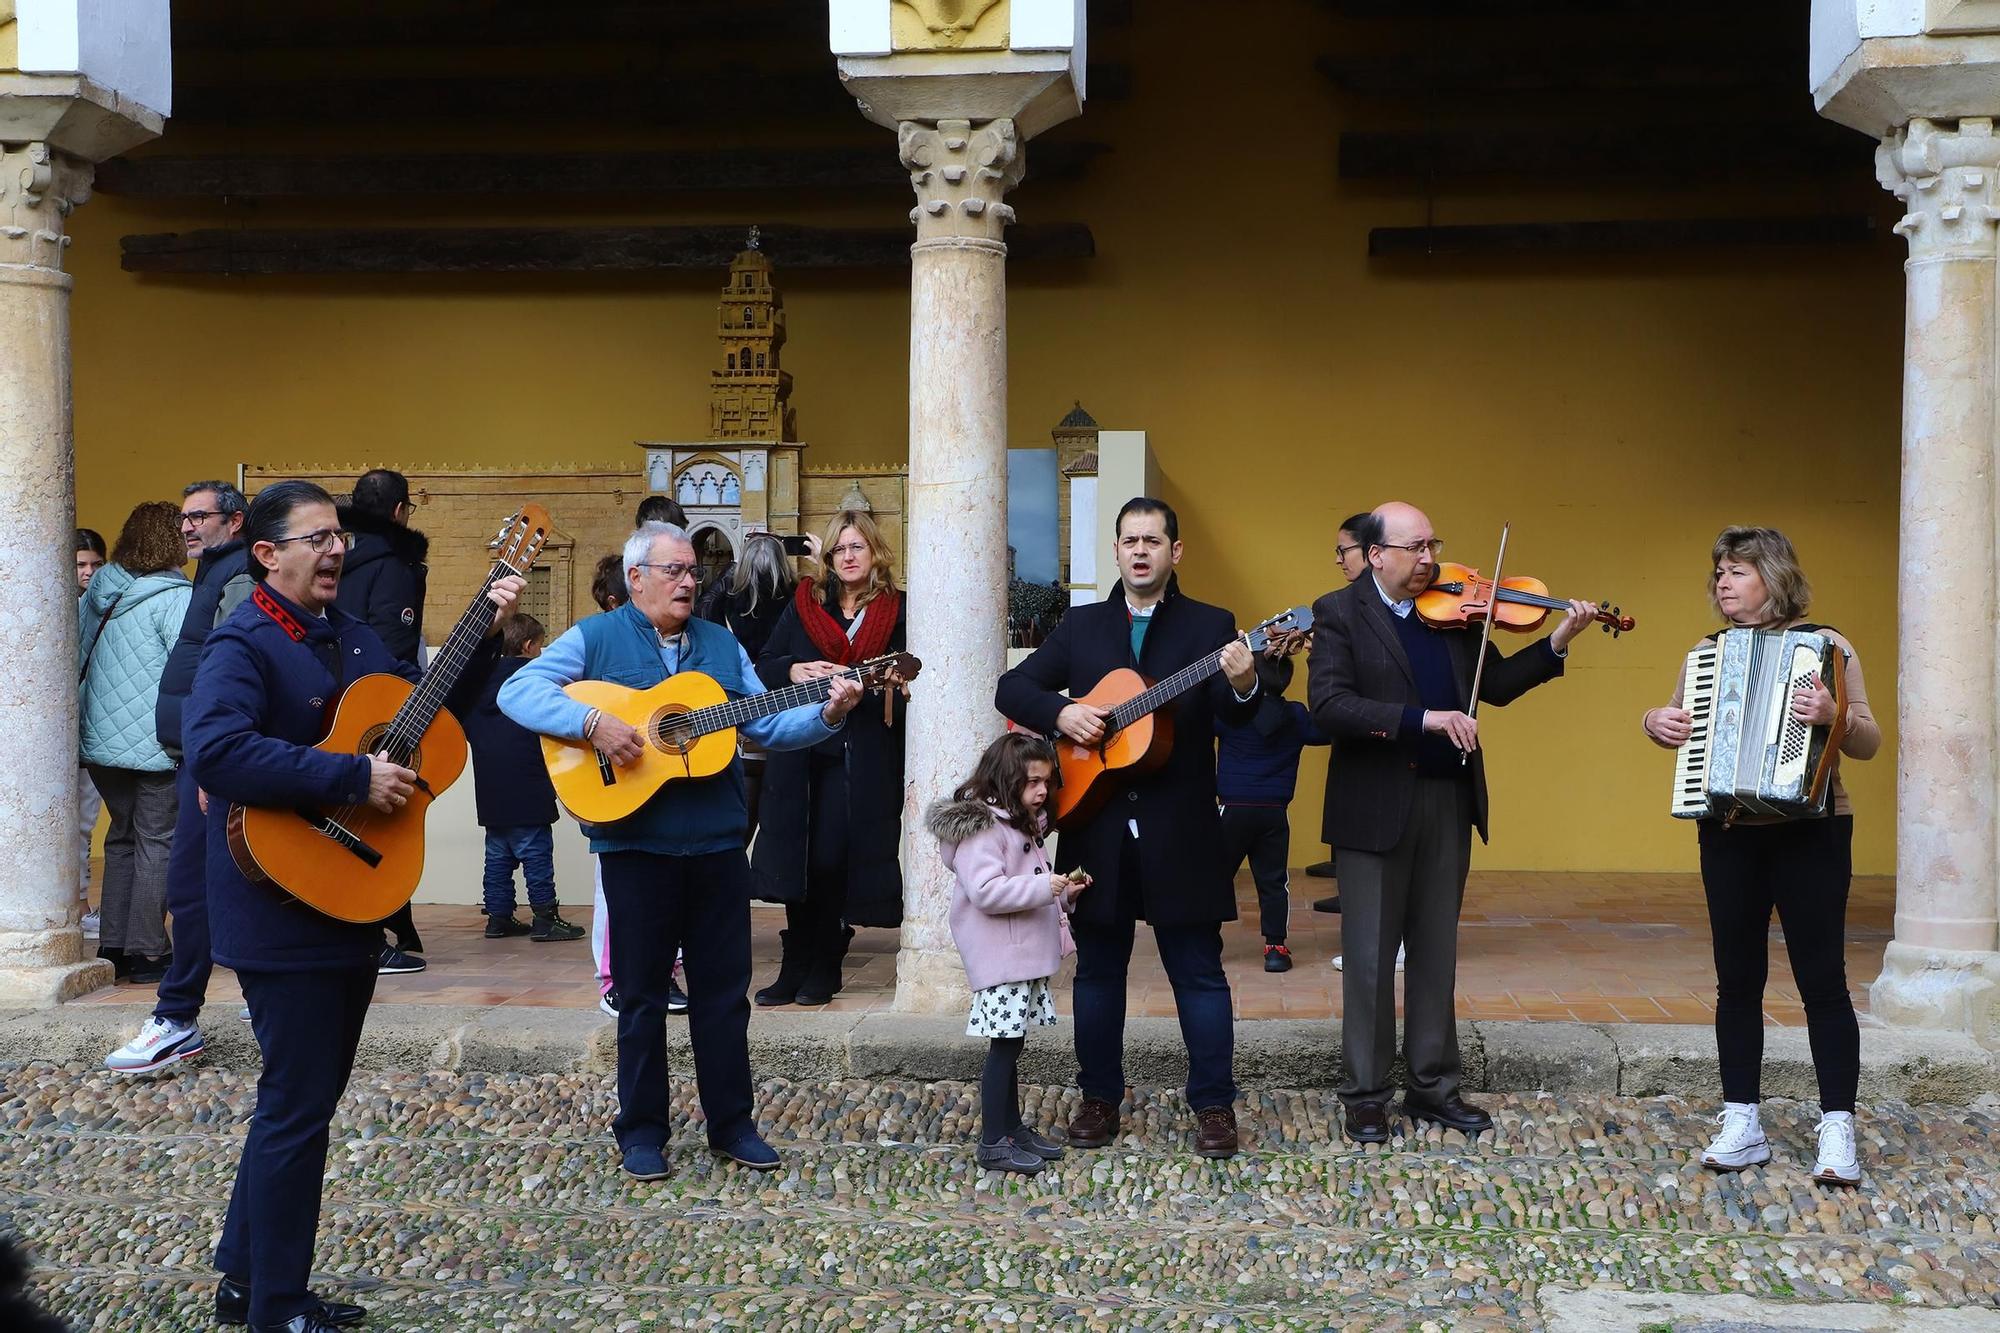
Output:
[1216, 635, 1328, 973]
[465, 614, 583, 942]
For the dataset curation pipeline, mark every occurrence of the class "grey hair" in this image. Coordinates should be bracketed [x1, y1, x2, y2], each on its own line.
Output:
[622, 520, 691, 580]
[728, 532, 796, 616]
[183, 479, 247, 515]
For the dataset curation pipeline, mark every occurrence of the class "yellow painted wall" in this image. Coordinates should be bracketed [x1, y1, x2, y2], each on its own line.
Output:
[65, 3, 1905, 875]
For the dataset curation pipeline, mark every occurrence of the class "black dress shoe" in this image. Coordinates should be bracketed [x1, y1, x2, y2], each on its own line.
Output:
[1311, 895, 1342, 914]
[218, 1276, 367, 1328]
[1305, 860, 1337, 879]
[1343, 1100, 1392, 1145]
[1402, 1093, 1494, 1136]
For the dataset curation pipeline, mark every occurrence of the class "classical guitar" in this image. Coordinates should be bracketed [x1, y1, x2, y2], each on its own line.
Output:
[1050, 605, 1313, 830]
[545, 651, 923, 825]
[227, 505, 553, 923]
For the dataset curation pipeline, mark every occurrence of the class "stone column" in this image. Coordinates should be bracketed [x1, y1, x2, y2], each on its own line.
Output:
[0, 141, 108, 1005]
[1867, 118, 2000, 1041]
[894, 119, 1024, 1012]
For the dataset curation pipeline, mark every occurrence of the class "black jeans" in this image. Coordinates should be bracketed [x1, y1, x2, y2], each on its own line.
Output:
[600, 848, 756, 1150]
[153, 760, 213, 1025]
[787, 752, 851, 953]
[1698, 815, 1858, 1112]
[1221, 804, 1292, 944]
[216, 965, 375, 1327]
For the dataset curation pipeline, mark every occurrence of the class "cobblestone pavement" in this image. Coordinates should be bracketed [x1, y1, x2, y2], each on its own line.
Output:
[5, 1062, 1999, 1331]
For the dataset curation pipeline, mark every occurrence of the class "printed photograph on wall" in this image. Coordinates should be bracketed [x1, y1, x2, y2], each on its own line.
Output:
[1006, 448, 1067, 648]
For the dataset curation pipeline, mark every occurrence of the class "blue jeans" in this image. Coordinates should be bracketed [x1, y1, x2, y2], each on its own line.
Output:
[153, 760, 213, 1025]
[482, 825, 556, 917]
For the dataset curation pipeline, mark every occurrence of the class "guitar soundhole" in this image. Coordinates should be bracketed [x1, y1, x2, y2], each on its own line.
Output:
[652, 706, 695, 755]
[357, 723, 420, 772]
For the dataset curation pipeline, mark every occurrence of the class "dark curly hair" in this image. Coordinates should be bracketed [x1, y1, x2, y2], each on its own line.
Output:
[109, 500, 188, 576]
[952, 731, 1060, 837]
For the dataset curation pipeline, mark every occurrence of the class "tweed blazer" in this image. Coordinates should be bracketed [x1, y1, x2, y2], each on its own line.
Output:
[1307, 577, 1565, 852]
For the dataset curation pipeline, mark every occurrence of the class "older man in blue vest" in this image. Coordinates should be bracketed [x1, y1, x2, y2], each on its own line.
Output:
[501, 520, 861, 1178]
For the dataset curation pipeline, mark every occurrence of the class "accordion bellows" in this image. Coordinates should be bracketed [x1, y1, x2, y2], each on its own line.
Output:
[1670, 628, 1850, 821]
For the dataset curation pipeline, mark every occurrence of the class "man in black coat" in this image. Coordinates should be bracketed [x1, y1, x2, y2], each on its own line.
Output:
[333, 468, 431, 970]
[996, 497, 1258, 1159]
[104, 480, 253, 1075]
[1308, 501, 1596, 1145]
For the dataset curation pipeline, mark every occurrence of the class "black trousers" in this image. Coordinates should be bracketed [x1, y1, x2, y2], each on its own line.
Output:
[1221, 804, 1292, 943]
[215, 965, 375, 1327]
[786, 753, 850, 952]
[600, 848, 756, 1150]
[1698, 815, 1859, 1112]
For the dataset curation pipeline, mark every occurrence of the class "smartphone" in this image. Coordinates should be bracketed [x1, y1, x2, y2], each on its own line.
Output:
[780, 534, 813, 556]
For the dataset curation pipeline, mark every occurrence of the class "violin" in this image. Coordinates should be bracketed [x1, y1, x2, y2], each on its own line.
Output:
[1414, 561, 1635, 637]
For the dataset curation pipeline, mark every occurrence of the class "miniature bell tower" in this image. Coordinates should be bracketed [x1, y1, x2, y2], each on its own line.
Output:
[710, 228, 797, 442]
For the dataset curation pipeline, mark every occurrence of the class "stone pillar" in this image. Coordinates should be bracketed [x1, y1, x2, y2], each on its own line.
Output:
[1868, 118, 2000, 1041]
[0, 141, 108, 1005]
[893, 119, 1024, 1011]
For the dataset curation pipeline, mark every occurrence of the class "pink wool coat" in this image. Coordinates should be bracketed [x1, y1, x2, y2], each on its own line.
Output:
[926, 798, 1072, 993]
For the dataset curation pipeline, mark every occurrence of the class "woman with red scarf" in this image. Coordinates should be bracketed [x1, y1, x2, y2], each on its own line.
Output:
[752, 510, 908, 1006]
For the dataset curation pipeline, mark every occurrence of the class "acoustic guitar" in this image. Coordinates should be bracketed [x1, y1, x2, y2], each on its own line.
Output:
[226, 505, 553, 923]
[1050, 605, 1313, 830]
[545, 651, 923, 825]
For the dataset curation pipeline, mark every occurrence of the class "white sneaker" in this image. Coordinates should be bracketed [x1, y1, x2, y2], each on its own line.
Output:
[1813, 1111, 1861, 1186]
[238, 1006, 252, 1022]
[80, 911, 100, 939]
[105, 1016, 205, 1074]
[1699, 1102, 1771, 1171]
[1333, 944, 1406, 972]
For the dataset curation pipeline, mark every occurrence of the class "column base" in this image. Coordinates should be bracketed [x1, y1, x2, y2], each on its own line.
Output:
[1870, 940, 2000, 1049]
[0, 957, 113, 1008]
[892, 946, 972, 1015]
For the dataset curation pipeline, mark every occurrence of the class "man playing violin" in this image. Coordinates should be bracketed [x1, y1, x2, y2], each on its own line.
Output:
[1307, 501, 1597, 1144]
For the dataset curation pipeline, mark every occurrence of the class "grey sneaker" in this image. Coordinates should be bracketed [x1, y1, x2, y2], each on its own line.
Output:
[105, 1016, 205, 1074]
[1008, 1126, 1066, 1161]
[976, 1138, 1046, 1175]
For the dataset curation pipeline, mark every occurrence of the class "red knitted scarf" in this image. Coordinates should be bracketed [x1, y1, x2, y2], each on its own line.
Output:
[794, 578, 900, 665]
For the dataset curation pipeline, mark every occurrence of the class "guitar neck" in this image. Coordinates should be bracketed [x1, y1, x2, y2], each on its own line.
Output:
[380, 562, 516, 759]
[655, 661, 874, 742]
[1107, 630, 1262, 731]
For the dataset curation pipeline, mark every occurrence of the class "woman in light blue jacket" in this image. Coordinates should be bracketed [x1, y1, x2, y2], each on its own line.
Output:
[78, 501, 191, 981]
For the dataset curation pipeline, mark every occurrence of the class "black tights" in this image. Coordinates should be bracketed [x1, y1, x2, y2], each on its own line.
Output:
[980, 1037, 1024, 1146]
[1699, 815, 1859, 1113]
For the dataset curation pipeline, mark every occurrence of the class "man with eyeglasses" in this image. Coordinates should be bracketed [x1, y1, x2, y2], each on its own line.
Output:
[1308, 501, 1596, 1145]
[499, 520, 864, 1179]
[106, 481, 253, 1076]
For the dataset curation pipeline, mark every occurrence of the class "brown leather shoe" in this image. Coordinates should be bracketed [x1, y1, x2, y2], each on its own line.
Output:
[1402, 1093, 1494, 1136]
[1344, 1099, 1392, 1145]
[1065, 1097, 1120, 1149]
[1193, 1105, 1239, 1158]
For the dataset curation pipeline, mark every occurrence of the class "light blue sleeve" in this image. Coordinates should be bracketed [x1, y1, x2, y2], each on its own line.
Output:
[497, 623, 594, 740]
[730, 642, 842, 752]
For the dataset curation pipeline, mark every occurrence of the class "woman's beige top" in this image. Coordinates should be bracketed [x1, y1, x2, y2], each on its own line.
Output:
[1642, 622, 1880, 818]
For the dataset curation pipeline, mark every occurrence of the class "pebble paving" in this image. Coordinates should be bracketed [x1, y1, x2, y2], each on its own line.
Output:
[4, 1063, 1999, 1330]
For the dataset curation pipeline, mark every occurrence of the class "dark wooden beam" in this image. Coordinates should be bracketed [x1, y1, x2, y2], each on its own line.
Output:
[1339, 125, 1862, 181]
[1326, 0, 1745, 15]
[1315, 49, 1784, 97]
[96, 143, 1110, 199]
[1368, 215, 1878, 258]
[119, 222, 1096, 275]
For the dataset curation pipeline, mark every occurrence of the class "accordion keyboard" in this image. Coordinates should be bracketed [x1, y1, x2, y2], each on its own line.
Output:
[1670, 642, 1719, 819]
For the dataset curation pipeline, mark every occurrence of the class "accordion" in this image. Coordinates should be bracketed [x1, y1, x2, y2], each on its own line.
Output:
[1669, 627, 1850, 821]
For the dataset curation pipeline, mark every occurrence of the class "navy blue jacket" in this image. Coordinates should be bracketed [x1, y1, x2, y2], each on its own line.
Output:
[463, 656, 558, 829]
[155, 539, 253, 756]
[333, 504, 428, 665]
[1217, 699, 1330, 806]
[186, 584, 495, 972]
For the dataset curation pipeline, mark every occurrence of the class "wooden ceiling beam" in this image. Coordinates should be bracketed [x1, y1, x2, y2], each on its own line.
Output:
[119, 222, 1096, 275]
[1367, 216, 1879, 257]
[1339, 126, 1861, 181]
[1314, 50, 1785, 96]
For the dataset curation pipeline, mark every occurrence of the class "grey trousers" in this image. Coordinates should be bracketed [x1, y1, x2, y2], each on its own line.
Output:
[85, 764, 178, 957]
[1334, 778, 1473, 1108]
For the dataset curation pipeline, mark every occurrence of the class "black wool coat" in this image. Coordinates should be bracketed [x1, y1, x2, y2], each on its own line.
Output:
[463, 656, 560, 829]
[751, 590, 908, 928]
[334, 504, 430, 665]
[1306, 577, 1565, 852]
[995, 585, 1257, 928]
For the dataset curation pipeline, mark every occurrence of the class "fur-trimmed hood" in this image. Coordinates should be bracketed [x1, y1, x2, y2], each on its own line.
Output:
[337, 501, 430, 568]
[925, 796, 1000, 846]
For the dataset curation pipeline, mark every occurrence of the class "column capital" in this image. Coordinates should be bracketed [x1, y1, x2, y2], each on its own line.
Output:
[1877, 118, 2000, 259]
[899, 118, 1024, 245]
[0, 142, 92, 274]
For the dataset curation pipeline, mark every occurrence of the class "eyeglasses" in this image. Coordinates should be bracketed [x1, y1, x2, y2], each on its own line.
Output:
[268, 528, 355, 554]
[180, 510, 233, 527]
[633, 561, 699, 583]
[828, 543, 870, 558]
[1377, 538, 1444, 558]
[1333, 543, 1359, 560]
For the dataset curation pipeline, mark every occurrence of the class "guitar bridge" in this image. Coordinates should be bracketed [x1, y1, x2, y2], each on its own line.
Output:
[297, 810, 384, 869]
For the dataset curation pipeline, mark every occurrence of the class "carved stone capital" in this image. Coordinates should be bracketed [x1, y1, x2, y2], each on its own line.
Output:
[0, 142, 93, 274]
[1877, 117, 2000, 260]
[898, 118, 1024, 245]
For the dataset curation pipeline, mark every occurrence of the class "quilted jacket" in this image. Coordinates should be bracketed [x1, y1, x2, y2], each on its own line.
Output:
[78, 564, 192, 772]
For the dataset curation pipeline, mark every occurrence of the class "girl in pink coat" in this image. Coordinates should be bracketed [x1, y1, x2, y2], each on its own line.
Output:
[926, 732, 1090, 1175]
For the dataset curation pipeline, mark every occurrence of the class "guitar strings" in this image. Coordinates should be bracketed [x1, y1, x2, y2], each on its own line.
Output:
[1107, 619, 1288, 730]
[646, 656, 902, 748]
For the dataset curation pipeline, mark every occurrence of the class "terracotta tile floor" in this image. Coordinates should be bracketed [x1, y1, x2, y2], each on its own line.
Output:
[74, 869, 1894, 1027]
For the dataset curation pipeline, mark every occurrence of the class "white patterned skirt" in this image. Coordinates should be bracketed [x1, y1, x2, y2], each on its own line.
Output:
[966, 977, 1058, 1039]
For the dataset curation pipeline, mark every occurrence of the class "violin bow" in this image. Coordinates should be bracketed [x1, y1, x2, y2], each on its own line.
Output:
[1461, 521, 1510, 766]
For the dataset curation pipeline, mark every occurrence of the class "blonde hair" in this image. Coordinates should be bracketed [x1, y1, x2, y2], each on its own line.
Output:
[1709, 526, 1811, 625]
[817, 510, 898, 608]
